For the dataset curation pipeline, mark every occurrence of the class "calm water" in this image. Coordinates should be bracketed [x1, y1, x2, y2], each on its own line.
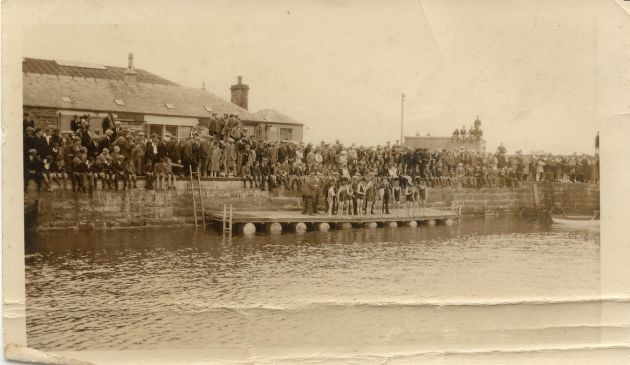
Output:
[26, 217, 616, 359]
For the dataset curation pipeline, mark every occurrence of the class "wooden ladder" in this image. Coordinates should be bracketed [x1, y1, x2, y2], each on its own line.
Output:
[189, 166, 206, 228]
[222, 204, 233, 237]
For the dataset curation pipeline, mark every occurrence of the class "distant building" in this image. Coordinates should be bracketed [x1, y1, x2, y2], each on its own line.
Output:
[22, 54, 304, 142]
[253, 109, 304, 142]
[404, 135, 486, 152]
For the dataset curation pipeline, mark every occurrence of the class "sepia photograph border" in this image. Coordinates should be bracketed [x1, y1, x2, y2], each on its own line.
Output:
[3, 1, 630, 364]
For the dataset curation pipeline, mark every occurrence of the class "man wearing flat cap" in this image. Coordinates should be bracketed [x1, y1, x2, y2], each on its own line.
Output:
[23, 126, 38, 157]
[99, 129, 113, 154]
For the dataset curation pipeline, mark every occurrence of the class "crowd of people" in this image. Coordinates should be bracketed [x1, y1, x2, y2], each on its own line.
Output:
[23, 112, 599, 209]
[22, 111, 250, 192]
[451, 116, 484, 143]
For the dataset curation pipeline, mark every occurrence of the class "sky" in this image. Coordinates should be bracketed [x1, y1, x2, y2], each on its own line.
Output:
[11, 0, 630, 153]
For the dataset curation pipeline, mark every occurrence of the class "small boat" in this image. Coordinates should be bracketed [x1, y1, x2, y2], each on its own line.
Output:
[551, 211, 599, 227]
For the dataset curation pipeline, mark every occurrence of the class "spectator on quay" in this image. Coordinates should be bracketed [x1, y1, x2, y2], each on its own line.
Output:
[200, 136, 212, 177]
[87, 135, 101, 160]
[153, 157, 167, 190]
[23, 112, 35, 133]
[24, 149, 43, 192]
[88, 158, 108, 190]
[143, 159, 155, 190]
[163, 133, 180, 176]
[474, 116, 482, 130]
[452, 128, 460, 143]
[145, 133, 167, 169]
[70, 114, 81, 133]
[190, 136, 205, 175]
[70, 157, 88, 192]
[224, 138, 237, 177]
[112, 129, 132, 159]
[131, 136, 146, 177]
[459, 125, 467, 142]
[209, 139, 222, 178]
[51, 155, 68, 189]
[110, 153, 126, 190]
[124, 156, 138, 189]
[102, 112, 114, 134]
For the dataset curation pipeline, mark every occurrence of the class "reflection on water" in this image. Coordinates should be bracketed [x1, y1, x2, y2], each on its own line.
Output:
[25, 217, 603, 353]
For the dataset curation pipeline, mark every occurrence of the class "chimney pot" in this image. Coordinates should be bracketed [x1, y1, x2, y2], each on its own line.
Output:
[124, 53, 137, 82]
[230, 76, 249, 110]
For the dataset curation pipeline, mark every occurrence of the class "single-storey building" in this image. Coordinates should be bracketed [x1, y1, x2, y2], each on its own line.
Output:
[253, 109, 304, 143]
[22, 55, 304, 142]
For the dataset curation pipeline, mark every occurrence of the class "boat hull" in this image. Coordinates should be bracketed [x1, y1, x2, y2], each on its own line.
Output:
[551, 216, 599, 227]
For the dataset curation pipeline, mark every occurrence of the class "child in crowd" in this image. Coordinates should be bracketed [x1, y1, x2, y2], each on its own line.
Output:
[144, 161, 154, 190]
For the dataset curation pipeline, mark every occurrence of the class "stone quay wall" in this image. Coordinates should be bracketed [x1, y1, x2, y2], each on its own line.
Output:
[32, 180, 599, 230]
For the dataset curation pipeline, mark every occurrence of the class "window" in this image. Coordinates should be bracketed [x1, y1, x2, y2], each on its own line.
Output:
[203, 105, 213, 113]
[114, 98, 125, 106]
[280, 128, 293, 141]
[147, 124, 190, 140]
[61, 96, 72, 103]
[149, 124, 163, 138]
[165, 102, 175, 109]
[165, 125, 177, 138]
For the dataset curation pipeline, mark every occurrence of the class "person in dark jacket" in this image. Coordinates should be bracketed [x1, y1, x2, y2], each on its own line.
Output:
[71, 115, 81, 133]
[102, 113, 114, 134]
[24, 149, 43, 192]
[69, 157, 88, 192]
[23, 112, 35, 133]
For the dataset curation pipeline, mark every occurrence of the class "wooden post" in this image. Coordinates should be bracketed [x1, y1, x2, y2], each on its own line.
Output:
[229, 204, 233, 238]
[197, 171, 205, 227]
[190, 166, 198, 228]
[222, 204, 226, 235]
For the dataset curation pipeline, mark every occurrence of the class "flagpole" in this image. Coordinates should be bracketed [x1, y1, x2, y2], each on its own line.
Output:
[400, 93, 405, 145]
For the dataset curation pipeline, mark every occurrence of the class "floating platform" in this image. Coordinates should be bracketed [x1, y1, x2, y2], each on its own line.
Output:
[206, 207, 460, 234]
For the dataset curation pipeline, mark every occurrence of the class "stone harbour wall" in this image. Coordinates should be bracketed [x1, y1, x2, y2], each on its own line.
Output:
[35, 178, 301, 230]
[32, 179, 599, 230]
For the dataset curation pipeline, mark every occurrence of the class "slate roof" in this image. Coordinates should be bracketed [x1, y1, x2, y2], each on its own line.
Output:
[254, 108, 303, 126]
[23, 73, 263, 121]
[23, 58, 178, 86]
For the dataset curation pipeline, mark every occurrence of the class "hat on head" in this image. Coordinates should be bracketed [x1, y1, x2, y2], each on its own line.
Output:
[228, 138, 234, 142]
[26, 126, 35, 132]
[105, 130, 113, 136]
[28, 148, 37, 154]
[150, 133, 158, 138]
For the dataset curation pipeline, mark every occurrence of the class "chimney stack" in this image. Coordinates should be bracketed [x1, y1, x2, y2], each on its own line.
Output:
[230, 75, 249, 110]
[124, 53, 137, 83]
